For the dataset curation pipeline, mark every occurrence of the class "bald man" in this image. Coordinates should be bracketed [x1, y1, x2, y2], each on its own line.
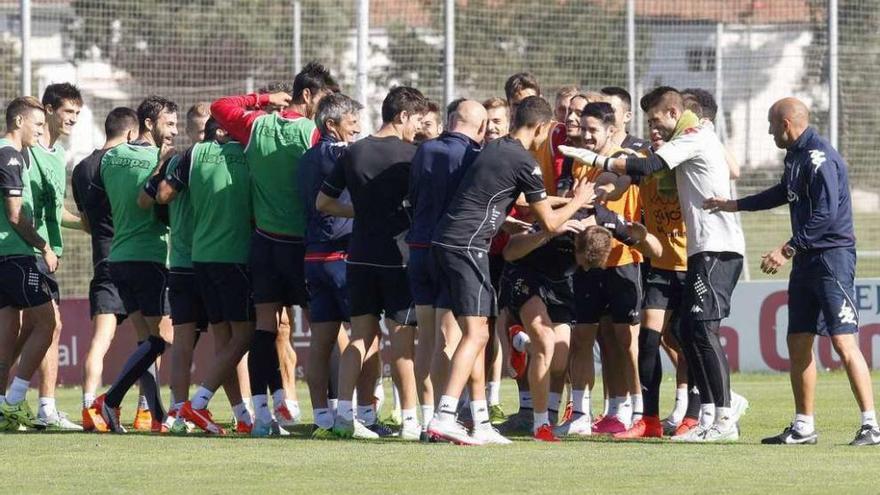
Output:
[705, 97, 879, 446]
[406, 99, 487, 436]
[562, 86, 748, 442]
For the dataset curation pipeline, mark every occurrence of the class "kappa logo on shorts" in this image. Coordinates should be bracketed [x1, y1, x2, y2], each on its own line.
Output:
[690, 304, 703, 314]
[838, 301, 857, 325]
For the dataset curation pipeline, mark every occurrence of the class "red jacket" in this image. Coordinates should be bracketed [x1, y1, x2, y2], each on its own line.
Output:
[210, 93, 321, 146]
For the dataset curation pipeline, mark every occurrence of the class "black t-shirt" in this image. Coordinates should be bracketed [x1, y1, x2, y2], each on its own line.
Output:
[71, 149, 113, 267]
[0, 146, 28, 198]
[433, 136, 547, 249]
[512, 205, 636, 280]
[320, 135, 415, 266]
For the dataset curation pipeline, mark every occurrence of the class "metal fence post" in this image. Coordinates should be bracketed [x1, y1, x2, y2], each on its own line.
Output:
[20, 0, 31, 96]
[828, 0, 839, 148]
[356, 0, 369, 129]
[293, 0, 302, 74]
[443, 0, 454, 105]
[626, 0, 636, 134]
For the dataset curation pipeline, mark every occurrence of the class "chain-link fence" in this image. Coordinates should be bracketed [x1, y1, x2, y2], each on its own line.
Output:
[0, 0, 877, 298]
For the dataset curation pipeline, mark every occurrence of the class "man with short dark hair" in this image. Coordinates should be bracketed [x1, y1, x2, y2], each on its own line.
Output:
[426, 96, 593, 445]
[706, 97, 879, 446]
[320, 86, 428, 440]
[415, 100, 443, 143]
[212, 61, 338, 434]
[87, 95, 178, 433]
[17, 83, 85, 429]
[0, 97, 58, 430]
[600, 86, 648, 151]
[153, 117, 255, 436]
[73, 107, 143, 431]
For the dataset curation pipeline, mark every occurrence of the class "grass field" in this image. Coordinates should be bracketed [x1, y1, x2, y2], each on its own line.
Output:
[2, 373, 880, 494]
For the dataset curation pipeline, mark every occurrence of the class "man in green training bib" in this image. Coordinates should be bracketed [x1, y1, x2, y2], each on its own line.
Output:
[154, 117, 256, 435]
[87, 96, 177, 433]
[16, 83, 85, 430]
[0, 97, 58, 431]
[211, 62, 338, 433]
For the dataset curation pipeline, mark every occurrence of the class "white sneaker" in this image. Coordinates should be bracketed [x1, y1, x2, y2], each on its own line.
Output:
[39, 411, 83, 431]
[427, 418, 484, 446]
[400, 422, 421, 441]
[554, 413, 592, 437]
[731, 392, 749, 424]
[671, 424, 710, 442]
[472, 424, 512, 445]
[700, 423, 739, 442]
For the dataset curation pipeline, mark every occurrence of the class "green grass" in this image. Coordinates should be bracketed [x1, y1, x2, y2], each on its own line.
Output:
[2, 373, 880, 494]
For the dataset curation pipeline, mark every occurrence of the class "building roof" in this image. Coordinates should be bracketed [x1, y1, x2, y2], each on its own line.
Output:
[369, 0, 818, 28]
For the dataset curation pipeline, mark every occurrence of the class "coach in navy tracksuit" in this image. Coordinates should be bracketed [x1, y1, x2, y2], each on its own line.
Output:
[704, 97, 879, 446]
[299, 93, 361, 433]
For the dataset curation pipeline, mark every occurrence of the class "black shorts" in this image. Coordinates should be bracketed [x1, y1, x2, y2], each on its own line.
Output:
[643, 267, 687, 311]
[573, 262, 642, 325]
[407, 247, 438, 307]
[35, 257, 60, 303]
[305, 258, 349, 323]
[433, 245, 497, 318]
[489, 253, 506, 293]
[250, 232, 307, 307]
[0, 255, 54, 309]
[505, 265, 574, 325]
[194, 262, 254, 324]
[88, 262, 127, 322]
[168, 268, 208, 329]
[681, 252, 743, 321]
[109, 261, 170, 318]
[347, 263, 415, 324]
[788, 247, 858, 336]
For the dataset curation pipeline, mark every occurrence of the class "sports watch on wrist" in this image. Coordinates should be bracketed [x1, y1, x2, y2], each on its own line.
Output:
[781, 243, 796, 259]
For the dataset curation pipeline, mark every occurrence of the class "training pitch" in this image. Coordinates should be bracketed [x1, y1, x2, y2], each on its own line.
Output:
[2, 372, 879, 494]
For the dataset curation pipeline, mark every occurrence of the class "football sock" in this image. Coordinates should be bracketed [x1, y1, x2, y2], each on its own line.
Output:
[436, 395, 459, 423]
[233, 402, 253, 426]
[82, 392, 96, 410]
[487, 381, 501, 406]
[471, 400, 490, 428]
[248, 330, 274, 399]
[313, 407, 333, 429]
[421, 404, 434, 428]
[139, 360, 166, 420]
[572, 389, 590, 416]
[402, 408, 418, 430]
[338, 400, 354, 422]
[716, 406, 734, 428]
[137, 394, 149, 411]
[548, 392, 562, 415]
[191, 386, 214, 410]
[252, 395, 272, 423]
[638, 327, 662, 418]
[5, 378, 28, 404]
[631, 394, 644, 423]
[6, 377, 28, 404]
[38, 397, 56, 418]
[671, 387, 688, 423]
[861, 410, 878, 428]
[272, 389, 286, 410]
[533, 410, 549, 432]
[699, 403, 715, 428]
[106, 336, 166, 409]
[357, 404, 376, 425]
[518, 391, 533, 411]
[794, 413, 815, 434]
